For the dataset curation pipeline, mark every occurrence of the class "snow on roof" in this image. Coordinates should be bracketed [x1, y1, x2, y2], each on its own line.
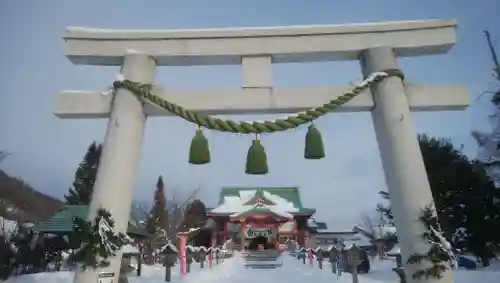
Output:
[161, 243, 178, 253]
[229, 202, 293, 219]
[262, 191, 296, 210]
[186, 245, 197, 252]
[211, 190, 298, 215]
[239, 190, 256, 202]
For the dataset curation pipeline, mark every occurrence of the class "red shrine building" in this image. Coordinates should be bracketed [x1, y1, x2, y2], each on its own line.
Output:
[206, 187, 319, 250]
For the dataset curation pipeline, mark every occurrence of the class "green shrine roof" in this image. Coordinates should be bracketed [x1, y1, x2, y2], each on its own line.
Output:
[209, 187, 316, 215]
[35, 205, 148, 237]
[242, 189, 276, 206]
[219, 187, 302, 207]
[230, 203, 292, 219]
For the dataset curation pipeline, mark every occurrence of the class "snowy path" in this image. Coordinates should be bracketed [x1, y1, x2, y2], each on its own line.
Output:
[6, 253, 500, 283]
[194, 253, 399, 283]
[177, 253, 500, 283]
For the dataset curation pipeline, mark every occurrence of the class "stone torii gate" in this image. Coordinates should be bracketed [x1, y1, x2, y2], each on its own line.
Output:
[55, 19, 467, 283]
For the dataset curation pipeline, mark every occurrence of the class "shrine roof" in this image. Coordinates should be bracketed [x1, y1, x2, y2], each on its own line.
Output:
[229, 203, 293, 219]
[208, 187, 315, 216]
[34, 205, 148, 237]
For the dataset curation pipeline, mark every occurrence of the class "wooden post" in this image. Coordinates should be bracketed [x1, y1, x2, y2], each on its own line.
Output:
[137, 253, 142, 277]
[208, 248, 213, 268]
[178, 235, 187, 278]
[223, 221, 228, 243]
[240, 221, 246, 251]
[164, 266, 171, 282]
[163, 253, 176, 283]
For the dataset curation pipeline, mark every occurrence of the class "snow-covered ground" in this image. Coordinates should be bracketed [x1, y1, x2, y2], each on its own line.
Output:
[5, 252, 500, 283]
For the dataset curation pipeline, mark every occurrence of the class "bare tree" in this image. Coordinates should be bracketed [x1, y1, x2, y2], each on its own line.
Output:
[166, 186, 200, 238]
[354, 214, 378, 240]
[134, 186, 200, 264]
[484, 31, 499, 81]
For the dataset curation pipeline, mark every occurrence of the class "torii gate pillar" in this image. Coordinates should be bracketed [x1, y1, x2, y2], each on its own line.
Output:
[74, 53, 156, 283]
[361, 47, 453, 283]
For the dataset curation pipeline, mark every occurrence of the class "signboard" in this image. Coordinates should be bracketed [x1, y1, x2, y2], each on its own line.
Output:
[245, 227, 271, 238]
[98, 272, 115, 283]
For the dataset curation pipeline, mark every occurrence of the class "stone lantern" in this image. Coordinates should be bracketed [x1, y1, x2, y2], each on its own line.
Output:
[345, 244, 362, 283]
[214, 247, 221, 264]
[185, 245, 197, 273]
[314, 247, 325, 269]
[161, 244, 178, 282]
[328, 245, 341, 275]
[297, 247, 307, 264]
[196, 246, 207, 268]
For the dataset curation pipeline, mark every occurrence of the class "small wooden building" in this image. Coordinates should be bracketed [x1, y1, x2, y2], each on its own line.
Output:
[35, 205, 149, 241]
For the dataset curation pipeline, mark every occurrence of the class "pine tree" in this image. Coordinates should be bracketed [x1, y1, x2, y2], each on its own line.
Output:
[376, 191, 394, 225]
[376, 134, 500, 265]
[180, 199, 207, 230]
[145, 176, 169, 235]
[65, 142, 102, 205]
[420, 134, 500, 265]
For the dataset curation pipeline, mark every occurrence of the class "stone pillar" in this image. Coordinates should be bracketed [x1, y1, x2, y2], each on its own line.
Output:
[360, 47, 453, 283]
[73, 53, 156, 283]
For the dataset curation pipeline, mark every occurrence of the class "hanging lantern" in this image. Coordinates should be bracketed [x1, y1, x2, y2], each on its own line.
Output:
[189, 128, 211, 165]
[304, 124, 325, 159]
[245, 136, 268, 175]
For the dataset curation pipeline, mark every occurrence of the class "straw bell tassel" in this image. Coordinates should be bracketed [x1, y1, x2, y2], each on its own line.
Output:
[304, 123, 325, 159]
[189, 127, 211, 165]
[245, 135, 268, 175]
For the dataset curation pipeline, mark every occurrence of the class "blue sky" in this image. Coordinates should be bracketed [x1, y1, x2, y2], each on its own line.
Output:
[0, 0, 499, 230]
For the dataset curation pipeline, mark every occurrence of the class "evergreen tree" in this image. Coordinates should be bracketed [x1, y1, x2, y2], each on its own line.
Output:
[420, 134, 500, 265]
[64, 142, 102, 205]
[143, 176, 169, 264]
[376, 191, 394, 225]
[145, 176, 169, 235]
[180, 199, 207, 230]
[377, 134, 500, 265]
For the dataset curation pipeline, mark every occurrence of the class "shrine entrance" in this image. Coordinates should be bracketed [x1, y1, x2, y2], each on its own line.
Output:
[57, 19, 468, 283]
[248, 236, 269, 250]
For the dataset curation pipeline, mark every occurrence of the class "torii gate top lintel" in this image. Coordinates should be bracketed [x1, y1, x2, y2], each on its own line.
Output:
[55, 19, 467, 119]
[64, 19, 457, 66]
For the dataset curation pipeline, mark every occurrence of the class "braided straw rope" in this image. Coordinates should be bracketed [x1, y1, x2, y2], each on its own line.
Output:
[113, 69, 404, 134]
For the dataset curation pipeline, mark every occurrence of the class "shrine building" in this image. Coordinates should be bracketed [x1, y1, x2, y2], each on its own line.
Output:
[206, 187, 319, 250]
